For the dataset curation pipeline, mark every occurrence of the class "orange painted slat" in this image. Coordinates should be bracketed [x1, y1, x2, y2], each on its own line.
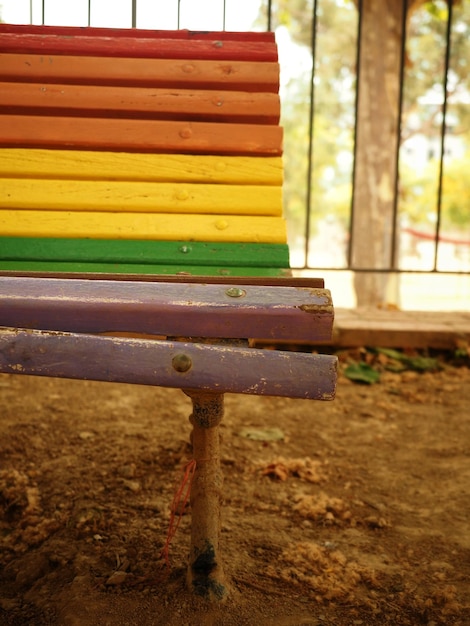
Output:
[0, 53, 280, 93]
[0, 82, 280, 125]
[0, 114, 283, 156]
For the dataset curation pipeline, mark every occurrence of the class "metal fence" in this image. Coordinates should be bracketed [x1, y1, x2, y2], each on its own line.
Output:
[3, 0, 470, 306]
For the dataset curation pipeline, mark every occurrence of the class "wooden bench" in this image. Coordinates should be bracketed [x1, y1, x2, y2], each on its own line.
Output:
[0, 24, 337, 601]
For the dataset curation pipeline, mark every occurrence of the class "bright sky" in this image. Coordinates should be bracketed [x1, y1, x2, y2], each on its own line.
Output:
[0, 0, 263, 31]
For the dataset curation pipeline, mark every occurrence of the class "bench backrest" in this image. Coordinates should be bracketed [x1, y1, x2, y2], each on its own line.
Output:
[0, 24, 289, 278]
[0, 24, 337, 402]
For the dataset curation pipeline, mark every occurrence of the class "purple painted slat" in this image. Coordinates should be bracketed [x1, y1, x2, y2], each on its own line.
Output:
[0, 276, 334, 342]
[0, 328, 337, 400]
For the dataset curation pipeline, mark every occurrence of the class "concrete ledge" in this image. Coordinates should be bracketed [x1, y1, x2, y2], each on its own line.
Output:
[331, 308, 470, 349]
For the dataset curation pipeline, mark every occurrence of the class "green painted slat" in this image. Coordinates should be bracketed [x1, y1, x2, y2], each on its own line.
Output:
[0, 260, 290, 277]
[0, 237, 290, 269]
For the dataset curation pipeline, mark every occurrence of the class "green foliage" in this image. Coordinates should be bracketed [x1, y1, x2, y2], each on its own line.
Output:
[260, 0, 470, 248]
[265, 0, 358, 242]
[400, 151, 470, 229]
[344, 362, 381, 384]
[375, 348, 441, 372]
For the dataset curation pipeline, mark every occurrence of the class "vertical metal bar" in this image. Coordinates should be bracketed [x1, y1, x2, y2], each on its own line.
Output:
[347, 0, 363, 268]
[433, 0, 453, 271]
[30, 0, 33, 24]
[88, 0, 91, 26]
[178, 0, 181, 29]
[267, 0, 272, 31]
[222, 0, 226, 31]
[303, 0, 319, 268]
[390, 0, 408, 269]
[42, 0, 45, 24]
[131, 0, 137, 28]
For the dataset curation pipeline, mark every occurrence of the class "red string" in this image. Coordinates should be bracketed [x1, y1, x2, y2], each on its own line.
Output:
[161, 459, 197, 568]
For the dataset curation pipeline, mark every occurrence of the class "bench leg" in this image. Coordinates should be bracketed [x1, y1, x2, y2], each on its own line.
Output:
[184, 390, 228, 601]
[185, 390, 228, 601]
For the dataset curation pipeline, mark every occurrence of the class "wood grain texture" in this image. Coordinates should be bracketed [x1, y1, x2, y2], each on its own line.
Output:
[0, 54, 279, 93]
[0, 238, 290, 276]
[0, 114, 283, 155]
[0, 149, 283, 185]
[0, 179, 282, 216]
[0, 276, 334, 341]
[0, 81, 280, 125]
[0, 238, 290, 267]
[0, 272, 324, 288]
[0, 32, 278, 62]
[0, 328, 337, 400]
[0, 261, 290, 277]
[0, 24, 276, 43]
[0, 210, 287, 243]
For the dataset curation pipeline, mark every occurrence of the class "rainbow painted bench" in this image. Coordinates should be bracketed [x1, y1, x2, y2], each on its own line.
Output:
[0, 24, 337, 600]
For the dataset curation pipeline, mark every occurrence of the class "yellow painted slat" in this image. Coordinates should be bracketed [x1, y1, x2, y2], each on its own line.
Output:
[0, 210, 287, 244]
[0, 179, 282, 216]
[0, 149, 283, 185]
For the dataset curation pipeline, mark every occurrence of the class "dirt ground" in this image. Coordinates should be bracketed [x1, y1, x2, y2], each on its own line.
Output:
[0, 349, 469, 626]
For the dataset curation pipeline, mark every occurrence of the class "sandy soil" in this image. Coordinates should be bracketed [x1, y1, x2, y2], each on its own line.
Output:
[1, 351, 469, 625]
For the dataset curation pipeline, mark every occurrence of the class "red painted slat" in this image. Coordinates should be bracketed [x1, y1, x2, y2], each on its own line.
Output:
[0, 24, 275, 44]
[0, 327, 337, 400]
[0, 33, 278, 62]
[0, 276, 334, 341]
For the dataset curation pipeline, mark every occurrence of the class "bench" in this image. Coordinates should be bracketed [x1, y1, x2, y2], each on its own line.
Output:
[0, 24, 337, 601]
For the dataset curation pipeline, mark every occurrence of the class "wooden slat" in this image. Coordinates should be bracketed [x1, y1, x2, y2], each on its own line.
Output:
[0, 33, 278, 62]
[0, 25, 276, 44]
[0, 82, 280, 125]
[0, 54, 280, 93]
[0, 238, 290, 267]
[0, 210, 287, 243]
[0, 261, 289, 277]
[0, 276, 334, 341]
[0, 328, 337, 400]
[0, 179, 282, 216]
[0, 273, 324, 288]
[0, 114, 283, 155]
[0, 150, 283, 185]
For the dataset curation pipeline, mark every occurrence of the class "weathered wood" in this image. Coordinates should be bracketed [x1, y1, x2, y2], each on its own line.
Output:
[0, 276, 334, 342]
[0, 53, 279, 93]
[0, 272, 324, 288]
[0, 210, 287, 243]
[0, 82, 280, 125]
[0, 149, 283, 185]
[0, 328, 337, 399]
[0, 179, 282, 216]
[0, 114, 283, 155]
[0, 32, 278, 62]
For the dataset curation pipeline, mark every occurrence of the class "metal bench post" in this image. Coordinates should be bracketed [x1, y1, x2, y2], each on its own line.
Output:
[185, 389, 228, 601]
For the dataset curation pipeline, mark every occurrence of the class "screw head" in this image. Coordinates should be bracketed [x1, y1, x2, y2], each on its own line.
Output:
[225, 287, 246, 298]
[172, 353, 192, 373]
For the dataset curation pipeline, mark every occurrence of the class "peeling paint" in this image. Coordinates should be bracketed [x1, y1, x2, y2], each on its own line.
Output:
[298, 303, 334, 315]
